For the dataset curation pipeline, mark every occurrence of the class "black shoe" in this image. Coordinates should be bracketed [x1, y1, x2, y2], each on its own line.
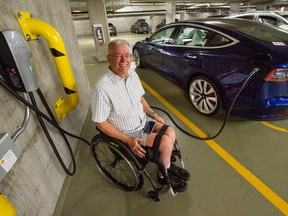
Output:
[157, 173, 188, 193]
[168, 164, 190, 181]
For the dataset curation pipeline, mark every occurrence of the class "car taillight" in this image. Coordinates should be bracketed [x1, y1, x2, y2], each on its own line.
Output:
[264, 68, 288, 82]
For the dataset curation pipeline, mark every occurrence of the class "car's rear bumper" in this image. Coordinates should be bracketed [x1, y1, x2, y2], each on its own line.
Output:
[231, 97, 288, 120]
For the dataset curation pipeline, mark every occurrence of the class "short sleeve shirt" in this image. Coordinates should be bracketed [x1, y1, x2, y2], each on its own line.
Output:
[91, 69, 146, 134]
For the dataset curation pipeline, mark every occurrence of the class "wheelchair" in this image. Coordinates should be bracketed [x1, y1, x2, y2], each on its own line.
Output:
[90, 125, 186, 202]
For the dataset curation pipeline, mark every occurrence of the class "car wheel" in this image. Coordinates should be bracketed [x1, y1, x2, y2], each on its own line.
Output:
[133, 49, 144, 68]
[189, 76, 222, 116]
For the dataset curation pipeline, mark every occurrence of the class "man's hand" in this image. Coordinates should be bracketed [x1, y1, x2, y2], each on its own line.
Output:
[126, 137, 146, 158]
[153, 114, 164, 124]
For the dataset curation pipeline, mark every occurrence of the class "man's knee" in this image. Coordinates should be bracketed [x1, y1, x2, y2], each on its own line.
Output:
[165, 127, 176, 142]
[159, 134, 174, 152]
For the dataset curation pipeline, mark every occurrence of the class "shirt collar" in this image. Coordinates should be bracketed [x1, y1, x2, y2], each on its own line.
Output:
[107, 68, 131, 82]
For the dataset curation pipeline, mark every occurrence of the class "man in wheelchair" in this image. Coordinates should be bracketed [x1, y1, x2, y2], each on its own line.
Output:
[91, 39, 190, 193]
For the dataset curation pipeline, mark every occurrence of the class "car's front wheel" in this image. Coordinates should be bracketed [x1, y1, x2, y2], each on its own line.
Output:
[189, 76, 222, 116]
[133, 49, 144, 68]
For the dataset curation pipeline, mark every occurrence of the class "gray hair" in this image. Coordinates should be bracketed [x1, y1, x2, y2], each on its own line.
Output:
[108, 39, 131, 54]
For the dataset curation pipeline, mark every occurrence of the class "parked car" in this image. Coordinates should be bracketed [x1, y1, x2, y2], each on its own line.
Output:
[228, 11, 288, 31]
[108, 23, 117, 36]
[156, 19, 179, 30]
[133, 19, 288, 120]
[130, 19, 150, 34]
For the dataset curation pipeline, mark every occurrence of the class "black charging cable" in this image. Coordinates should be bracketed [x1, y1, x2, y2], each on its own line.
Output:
[151, 67, 260, 140]
[29, 89, 76, 176]
[0, 78, 91, 175]
[0, 66, 260, 174]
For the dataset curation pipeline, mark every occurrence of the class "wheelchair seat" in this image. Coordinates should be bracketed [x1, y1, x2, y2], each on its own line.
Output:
[90, 126, 187, 201]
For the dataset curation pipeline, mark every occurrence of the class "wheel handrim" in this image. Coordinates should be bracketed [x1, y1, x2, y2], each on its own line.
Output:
[190, 79, 218, 114]
[91, 139, 140, 191]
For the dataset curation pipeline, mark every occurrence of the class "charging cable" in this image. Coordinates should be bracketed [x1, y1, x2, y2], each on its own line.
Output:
[0, 78, 91, 175]
[0, 67, 260, 174]
[152, 67, 260, 140]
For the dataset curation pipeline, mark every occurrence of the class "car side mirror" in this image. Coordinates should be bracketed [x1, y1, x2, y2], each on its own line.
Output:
[144, 37, 150, 42]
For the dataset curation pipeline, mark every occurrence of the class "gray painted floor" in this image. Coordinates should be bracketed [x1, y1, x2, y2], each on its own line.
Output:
[54, 33, 288, 216]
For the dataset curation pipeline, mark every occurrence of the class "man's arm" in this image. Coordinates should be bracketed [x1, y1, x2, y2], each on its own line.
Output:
[141, 97, 164, 123]
[96, 120, 129, 143]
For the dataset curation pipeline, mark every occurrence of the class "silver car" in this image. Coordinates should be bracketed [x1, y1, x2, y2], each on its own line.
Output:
[228, 11, 288, 31]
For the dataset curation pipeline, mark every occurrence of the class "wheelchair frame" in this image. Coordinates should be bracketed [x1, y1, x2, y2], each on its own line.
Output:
[90, 132, 185, 201]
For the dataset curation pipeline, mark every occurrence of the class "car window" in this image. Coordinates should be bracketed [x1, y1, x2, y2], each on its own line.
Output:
[281, 14, 288, 19]
[174, 26, 232, 47]
[235, 24, 288, 42]
[175, 27, 209, 46]
[208, 33, 231, 46]
[258, 15, 278, 26]
[237, 15, 255, 20]
[150, 27, 176, 44]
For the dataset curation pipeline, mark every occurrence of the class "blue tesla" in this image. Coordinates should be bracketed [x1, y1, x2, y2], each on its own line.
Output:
[133, 18, 288, 120]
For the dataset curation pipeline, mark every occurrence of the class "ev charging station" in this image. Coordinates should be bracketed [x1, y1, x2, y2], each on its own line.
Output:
[92, 24, 105, 44]
[92, 24, 108, 62]
[0, 11, 90, 214]
[0, 29, 36, 182]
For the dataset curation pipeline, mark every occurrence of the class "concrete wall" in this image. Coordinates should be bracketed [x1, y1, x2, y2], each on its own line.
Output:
[0, 0, 90, 215]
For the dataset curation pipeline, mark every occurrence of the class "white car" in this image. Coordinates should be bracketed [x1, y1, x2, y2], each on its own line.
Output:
[228, 11, 288, 31]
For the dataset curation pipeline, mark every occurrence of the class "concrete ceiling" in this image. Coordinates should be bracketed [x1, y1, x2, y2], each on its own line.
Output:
[68, 0, 287, 18]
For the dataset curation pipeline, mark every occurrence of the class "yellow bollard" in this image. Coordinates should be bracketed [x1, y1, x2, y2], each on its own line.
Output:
[0, 194, 17, 216]
[15, 11, 79, 122]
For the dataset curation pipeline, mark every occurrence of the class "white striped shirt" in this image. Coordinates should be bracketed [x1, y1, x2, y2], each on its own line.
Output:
[91, 69, 146, 134]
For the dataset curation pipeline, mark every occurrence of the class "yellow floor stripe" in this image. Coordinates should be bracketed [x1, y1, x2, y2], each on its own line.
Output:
[141, 80, 288, 214]
[261, 121, 288, 133]
[85, 64, 95, 67]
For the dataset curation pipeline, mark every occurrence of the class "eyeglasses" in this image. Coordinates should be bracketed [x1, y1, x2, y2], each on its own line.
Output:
[112, 54, 132, 60]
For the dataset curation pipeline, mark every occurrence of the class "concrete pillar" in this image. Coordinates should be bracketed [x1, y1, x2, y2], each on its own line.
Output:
[180, 11, 186, 21]
[87, 0, 109, 62]
[150, 15, 157, 33]
[256, 4, 270, 10]
[229, 2, 241, 14]
[166, 0, 176, 24]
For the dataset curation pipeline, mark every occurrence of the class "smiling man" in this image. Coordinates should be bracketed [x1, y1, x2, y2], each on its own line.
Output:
[90, 39, 190, 193]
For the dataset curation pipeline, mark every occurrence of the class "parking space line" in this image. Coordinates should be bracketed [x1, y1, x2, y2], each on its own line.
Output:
[261, 121, 288, 133]
[141, 80, 288, 215]
[85, 64, 95, 67]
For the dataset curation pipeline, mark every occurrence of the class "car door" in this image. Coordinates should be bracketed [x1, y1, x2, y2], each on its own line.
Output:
[161, 25, 244, 88]
[144, 26, 178, 70]
[161, 26, 217, 83]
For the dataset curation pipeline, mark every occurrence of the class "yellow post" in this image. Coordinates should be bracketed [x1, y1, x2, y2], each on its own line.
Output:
[15, 11, 79, 122]
[0, 194, 17, 216]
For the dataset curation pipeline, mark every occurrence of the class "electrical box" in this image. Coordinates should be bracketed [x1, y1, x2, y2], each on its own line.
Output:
[0, 133, 20, 182]
[92, 24, 105, 44]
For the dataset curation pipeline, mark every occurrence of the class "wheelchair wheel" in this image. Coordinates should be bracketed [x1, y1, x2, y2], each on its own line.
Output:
[91, 134, 144, 191]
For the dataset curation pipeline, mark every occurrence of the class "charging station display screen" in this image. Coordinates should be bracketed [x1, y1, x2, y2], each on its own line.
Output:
[0, 32, 26, 92]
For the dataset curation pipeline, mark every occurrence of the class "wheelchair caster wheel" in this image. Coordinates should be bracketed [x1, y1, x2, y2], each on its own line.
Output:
[148, 191, 160, 202]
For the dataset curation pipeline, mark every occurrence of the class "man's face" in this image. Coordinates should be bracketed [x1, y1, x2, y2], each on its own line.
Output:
[107, 44, 131, 77]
